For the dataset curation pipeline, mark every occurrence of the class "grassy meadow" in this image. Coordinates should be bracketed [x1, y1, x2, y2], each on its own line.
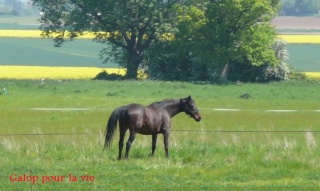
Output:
[1, 17, 320, 190]
[1, 80, 320, 190]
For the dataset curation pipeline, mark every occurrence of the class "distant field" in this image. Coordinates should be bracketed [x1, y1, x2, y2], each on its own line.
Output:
[272, 16, 320, 31]
[0, 16, 39, 24]
[1, 28, 320, 77]
[287, 44, 320, 72]
[0, 66, 126, 79]
[279, 34, 320, 44]
[0, 38, 115, 67]
[0, 29, 97, 38]
[1, 29, 320, 43]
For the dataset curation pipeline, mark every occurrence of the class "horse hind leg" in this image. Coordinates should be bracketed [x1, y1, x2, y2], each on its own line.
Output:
[151, 134, 158, 156]
[118, 119, 128, 160]
[118, 129, 126, 160]
[124, 131, 136, 159]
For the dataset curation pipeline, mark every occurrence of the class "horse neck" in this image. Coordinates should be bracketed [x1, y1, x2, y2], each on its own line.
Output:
[164, 99, 183, 118]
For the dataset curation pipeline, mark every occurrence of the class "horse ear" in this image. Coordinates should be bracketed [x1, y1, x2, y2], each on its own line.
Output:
[187, 95, 191, 100]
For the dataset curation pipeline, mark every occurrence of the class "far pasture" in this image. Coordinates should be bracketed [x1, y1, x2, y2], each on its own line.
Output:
[0, 38, 113, 67]
[1, 32, 320, 76]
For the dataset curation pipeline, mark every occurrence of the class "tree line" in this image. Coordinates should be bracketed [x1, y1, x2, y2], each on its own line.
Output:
[3, 0, 320, 17]
[0, 0, 37, 15]
[280, 0, 320, 16]
[32, 0, 291, 82]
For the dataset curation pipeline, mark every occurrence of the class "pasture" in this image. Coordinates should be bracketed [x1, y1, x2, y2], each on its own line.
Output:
[1, 16, 320, 190]
[1, 80, 320, 190]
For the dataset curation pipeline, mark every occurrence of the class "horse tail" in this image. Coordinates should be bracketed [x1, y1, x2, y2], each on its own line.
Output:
[104, 106, 127, 150]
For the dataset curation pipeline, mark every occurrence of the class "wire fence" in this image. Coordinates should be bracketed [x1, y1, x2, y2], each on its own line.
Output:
[20, 107, 320, 112]
[1, 107, 319, 137]
[0, 130, 319, 137]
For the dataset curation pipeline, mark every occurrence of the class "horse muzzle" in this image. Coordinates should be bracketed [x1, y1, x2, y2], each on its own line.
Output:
[193, 112, 202, 122]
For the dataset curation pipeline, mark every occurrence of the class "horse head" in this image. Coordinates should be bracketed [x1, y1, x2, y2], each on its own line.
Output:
[183, 96, 202, 122]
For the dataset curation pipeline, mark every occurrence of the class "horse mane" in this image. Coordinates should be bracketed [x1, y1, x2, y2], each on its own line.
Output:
[150, 99, 176, 107]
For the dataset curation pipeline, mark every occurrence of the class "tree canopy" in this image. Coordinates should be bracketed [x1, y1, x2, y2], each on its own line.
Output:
[201, 0, 279, 80]
[32, 0, 180, 79]
[146, 0, 282, 81]
[33, 0, 282, 81]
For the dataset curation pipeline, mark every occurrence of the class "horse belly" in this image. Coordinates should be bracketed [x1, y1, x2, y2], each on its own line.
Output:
[137, 124, 160, 135]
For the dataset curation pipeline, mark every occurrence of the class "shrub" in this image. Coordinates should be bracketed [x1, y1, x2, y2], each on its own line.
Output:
[263, 62, 291, 81]
[146, 39, 290, 82]
[93, 71, 124, 81]
[289, 71, 308, 81]
[228, 61, 291, 82]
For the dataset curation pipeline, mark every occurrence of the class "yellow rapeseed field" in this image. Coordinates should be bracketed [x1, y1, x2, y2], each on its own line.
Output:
[0, 65, 317, 80]
[279, 35, 320, 44]
[1, 30, 320, 43]
[304, 72, 320, 79]
[0, 66, 126, 80]
[0, 30, 103, 39]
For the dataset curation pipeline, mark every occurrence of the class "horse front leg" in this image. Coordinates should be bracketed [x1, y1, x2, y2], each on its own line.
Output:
[124, 131, 136, 159]
[163, 131, 169, 158]
[151, 134, 158, 156]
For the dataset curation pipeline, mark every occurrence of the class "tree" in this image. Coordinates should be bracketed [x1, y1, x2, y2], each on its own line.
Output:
[228, 39, 290, 82]
[146, 4, 217, 81]
[4, 0, 23, 15]
[146, 0, 281, 82]
[32, 0, 179, 79]
[199, 0, 280, 81]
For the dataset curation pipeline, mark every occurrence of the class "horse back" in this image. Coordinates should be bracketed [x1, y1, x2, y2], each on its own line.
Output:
[126, 103, 169, 134]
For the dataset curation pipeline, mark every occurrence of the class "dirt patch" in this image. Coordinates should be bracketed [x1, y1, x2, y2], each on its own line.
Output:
[272, 16, 320, 29]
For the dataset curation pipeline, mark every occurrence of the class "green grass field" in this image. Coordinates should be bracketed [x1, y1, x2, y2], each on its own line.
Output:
[0, 38, 117, 68]
[1, 80, 320, 190]
[0, 38, 320, 72]
[287, 44, 320, 72]
[1, 16, 320, 190]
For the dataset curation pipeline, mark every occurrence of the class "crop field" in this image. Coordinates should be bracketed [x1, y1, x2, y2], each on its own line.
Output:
[1, 30, 320, 80]
[1, 80, 320, 190]
[0, 65, 127, 79]
[1, 29, 320, 43]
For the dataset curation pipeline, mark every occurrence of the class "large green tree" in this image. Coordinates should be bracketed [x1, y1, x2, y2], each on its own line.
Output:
[201, 0, 280, 81]
[146, 0, 281, 81]
[32, 0, 179, 79]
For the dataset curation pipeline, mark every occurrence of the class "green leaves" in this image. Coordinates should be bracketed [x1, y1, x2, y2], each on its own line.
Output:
[201, 0, 279, 65]
[33, 0, 181, 78]
[33, 0, 282, 80]
[146, 0, 282, 81]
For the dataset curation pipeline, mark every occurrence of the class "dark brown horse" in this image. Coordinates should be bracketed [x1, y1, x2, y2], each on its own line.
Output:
[104, 96, 201, 160]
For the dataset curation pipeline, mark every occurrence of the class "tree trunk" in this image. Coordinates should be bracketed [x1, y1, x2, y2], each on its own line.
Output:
[126, 50, 142, 79]
[219, 62, 229, 82]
